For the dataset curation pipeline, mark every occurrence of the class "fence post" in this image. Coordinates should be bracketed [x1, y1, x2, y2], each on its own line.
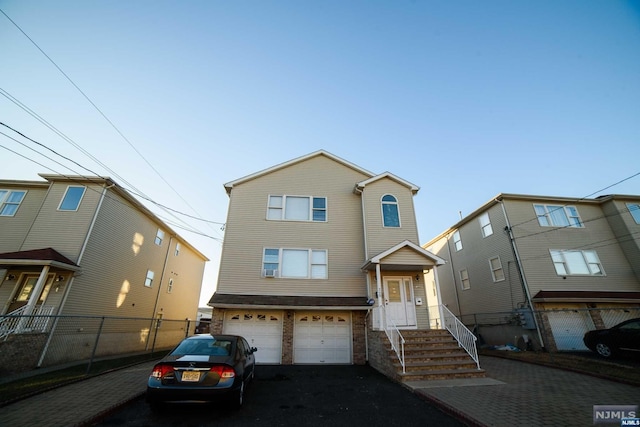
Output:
[151, 317, 161, 354]
[86, 316, 105, 375]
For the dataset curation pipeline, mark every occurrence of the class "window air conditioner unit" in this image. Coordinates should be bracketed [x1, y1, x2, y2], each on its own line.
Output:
[263, 269, 277, 278]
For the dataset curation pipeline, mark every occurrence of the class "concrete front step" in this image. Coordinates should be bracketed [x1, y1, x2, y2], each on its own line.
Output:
[399, 360, 479, 372]
[399, 368, 486, 382]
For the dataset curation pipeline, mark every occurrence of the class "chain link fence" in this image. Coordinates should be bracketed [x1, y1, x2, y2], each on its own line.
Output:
[0, 314, 198, 378]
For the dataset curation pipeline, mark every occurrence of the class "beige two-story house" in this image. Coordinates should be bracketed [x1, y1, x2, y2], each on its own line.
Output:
[423, 193, 640, 352]
[0, 174, 208, 367]
[209, 150, 444, 365]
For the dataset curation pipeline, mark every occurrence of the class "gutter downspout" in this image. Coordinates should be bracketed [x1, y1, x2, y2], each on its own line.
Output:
[444, 233, 462, 315]
[147, 235, 173, 351]
[498, 199, 545, 349]
[38, 183, 112, 367]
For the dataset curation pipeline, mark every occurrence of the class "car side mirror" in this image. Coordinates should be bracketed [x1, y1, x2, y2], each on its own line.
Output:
[251, 347, 258, 353]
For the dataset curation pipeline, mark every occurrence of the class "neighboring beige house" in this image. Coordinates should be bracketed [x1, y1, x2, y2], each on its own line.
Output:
[0, 174, 208, 367]
[209, 150, 446, 367]
[423, 193, 640, 352]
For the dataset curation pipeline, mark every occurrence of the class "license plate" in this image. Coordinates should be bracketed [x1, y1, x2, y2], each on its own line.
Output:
[181, 371, 200, 382]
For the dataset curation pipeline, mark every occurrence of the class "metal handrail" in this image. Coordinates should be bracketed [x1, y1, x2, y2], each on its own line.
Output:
[440, 304, 480, 369]
[378, 305, 406, 373]
[0, 305, 55, 340]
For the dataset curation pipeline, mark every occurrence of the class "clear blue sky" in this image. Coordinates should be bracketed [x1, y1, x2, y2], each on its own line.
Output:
[1, 1, 639, 306]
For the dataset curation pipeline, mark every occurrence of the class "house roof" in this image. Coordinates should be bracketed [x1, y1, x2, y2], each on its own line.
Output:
[223, 150, 375, 195]
[423, 192, 640, 246]
[0, 248, 80, 271]
[355, 172, 420, 194]
[208, 293, 372, 310]
[34, 174, 209, 261]
[532, 290, 640, 303]
[362, 240, 445, 271]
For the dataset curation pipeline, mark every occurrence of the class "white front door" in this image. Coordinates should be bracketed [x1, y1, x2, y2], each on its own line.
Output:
[383, 277, 416, 327]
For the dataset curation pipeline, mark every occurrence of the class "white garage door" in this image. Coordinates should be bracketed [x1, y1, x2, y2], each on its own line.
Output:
[547, 310, 594, 351]
[600, 309, 640, 328]
[223, 311, 283, 364]
[294, 312, 351, 364]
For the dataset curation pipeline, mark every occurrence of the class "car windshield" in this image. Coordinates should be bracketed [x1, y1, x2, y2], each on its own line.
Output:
[171, 338, 232, 356]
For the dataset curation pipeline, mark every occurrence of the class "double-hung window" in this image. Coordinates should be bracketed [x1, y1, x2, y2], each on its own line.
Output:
[453, 231, 463, 251]
[534, 204, 583, 228]
[0, 190, 26, 216]
[262, 248, 328, 279]
[479, 212, 493, 237]
[627, 203, 640, 224]
[459, 269, 470, 290]
[155, 229, 164, 246]
[550, 249, 604, 276]
[145, 270, 155, 287]
[267, 195, 327, 222]
[381, 194, 400, 227]
[489, 257, 505, 282]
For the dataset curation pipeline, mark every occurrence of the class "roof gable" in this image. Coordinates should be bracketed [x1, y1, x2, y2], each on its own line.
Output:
[365, 240, 445, 268]
[355, 172, 420, 194]
[224, 150, 375, 195]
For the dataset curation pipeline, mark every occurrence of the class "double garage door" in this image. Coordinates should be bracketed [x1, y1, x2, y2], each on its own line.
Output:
[223, 310, 352, 364]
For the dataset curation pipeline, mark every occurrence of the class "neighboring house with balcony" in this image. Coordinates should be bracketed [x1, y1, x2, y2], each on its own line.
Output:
[208, 150, 484, 381]
[422, 193, 640, 352]
[0, 174, 208, 369]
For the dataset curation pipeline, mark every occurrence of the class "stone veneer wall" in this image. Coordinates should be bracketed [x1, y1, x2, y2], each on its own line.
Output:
[366, 329, 397, 380]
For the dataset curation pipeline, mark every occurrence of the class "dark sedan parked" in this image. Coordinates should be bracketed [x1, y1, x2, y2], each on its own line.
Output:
[583, 318, 640, 358]
[146, 334, 257, 410]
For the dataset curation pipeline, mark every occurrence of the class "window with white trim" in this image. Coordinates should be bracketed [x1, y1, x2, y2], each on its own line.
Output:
[144, 270, 155, 287]
[0, 190, 26, 216]
[550, 250, 604, 276]
[459, 269, 470, 290]
[627, 203, 640, 224]
[381, 194, 400, 227]
[267, 195, 326, 221]
[489, 256, 505, 282]
[59, 186, 86, 211]
[175, 243, 181, 256]
[534, 204, 583, 228]
[479, 212, 493, 237]
[155, 229, 164, 246]
[453, 230, 462, 251]
[262, 248, 328, 279]
[167, 278, 174, 293]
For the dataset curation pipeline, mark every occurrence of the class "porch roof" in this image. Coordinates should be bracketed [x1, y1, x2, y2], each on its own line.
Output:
[208, 293, 372, 310]
[0, 248, 80, 271]
[361, 240, 446, 271]
[532, 290, 640, 303]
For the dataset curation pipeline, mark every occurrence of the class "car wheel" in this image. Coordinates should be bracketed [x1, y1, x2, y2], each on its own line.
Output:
[231, 381, 244, 409]
[595, 342, 614, 358]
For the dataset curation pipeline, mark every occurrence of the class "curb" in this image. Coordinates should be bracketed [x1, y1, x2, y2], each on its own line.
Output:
[413, 389, 488, 427]
[77, 392, 146, 427]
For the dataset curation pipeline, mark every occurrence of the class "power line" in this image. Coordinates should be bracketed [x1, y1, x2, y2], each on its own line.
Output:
[0, 9, 221, 240]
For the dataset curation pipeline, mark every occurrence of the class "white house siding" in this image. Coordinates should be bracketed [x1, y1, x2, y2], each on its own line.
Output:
[217, 155, 369, 297]
[20, 181, 103, 261]
[505, 198, 639, 296]
[360, 179, 419, 259]
[0, 182, 48, 253]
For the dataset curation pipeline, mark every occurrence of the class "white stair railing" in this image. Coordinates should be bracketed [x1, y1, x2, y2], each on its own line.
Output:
[440, 304, 480, 369]
[0, 305, 55, 340]
[377, 305, 406, 373]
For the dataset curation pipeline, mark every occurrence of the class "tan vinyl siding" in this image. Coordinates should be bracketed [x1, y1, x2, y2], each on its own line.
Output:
[61, 188, 205, 319]
[217, 155, 369, 297]
[601, 198, 640, 281]
[361, 179, 419, 258]
[0, 184, 48, 253]
[380, 247, 429, 265]
[505, 198, 639, 295]
[20, 182, 103, 262]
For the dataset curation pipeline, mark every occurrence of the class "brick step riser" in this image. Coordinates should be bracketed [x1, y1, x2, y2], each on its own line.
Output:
[399, 371, 486, 382]
[399, 363, 478, 372]
[389, 348, 468, 356]
[402, 356, 473, 364]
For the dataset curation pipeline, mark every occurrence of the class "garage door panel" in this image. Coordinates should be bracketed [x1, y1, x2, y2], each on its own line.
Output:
[547, 311, 594, 351]
[223, 311, 282, 364]
[294, 311, 351, 364]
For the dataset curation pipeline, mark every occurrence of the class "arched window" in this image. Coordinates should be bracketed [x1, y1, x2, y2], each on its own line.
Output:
[381, 194, 400, 227]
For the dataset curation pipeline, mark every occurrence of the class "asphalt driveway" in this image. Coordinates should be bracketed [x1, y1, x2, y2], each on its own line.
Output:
[93, 364, 466, 426]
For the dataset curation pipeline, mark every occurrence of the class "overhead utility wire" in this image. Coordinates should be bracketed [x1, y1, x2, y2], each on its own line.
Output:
[0, 121, 225, 226]
[0, 136, 220, 242]
[0, 9, 220, 238]
[0, 89, 212, 233]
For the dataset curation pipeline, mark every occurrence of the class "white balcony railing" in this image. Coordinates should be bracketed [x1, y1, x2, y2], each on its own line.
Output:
[0, 305, 55, 340]
[376, 305, 406, 373]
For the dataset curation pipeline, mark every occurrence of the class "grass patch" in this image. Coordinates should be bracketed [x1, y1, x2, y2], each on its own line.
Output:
[480, 349, 640, 386]
[0, 351, 169, 405]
